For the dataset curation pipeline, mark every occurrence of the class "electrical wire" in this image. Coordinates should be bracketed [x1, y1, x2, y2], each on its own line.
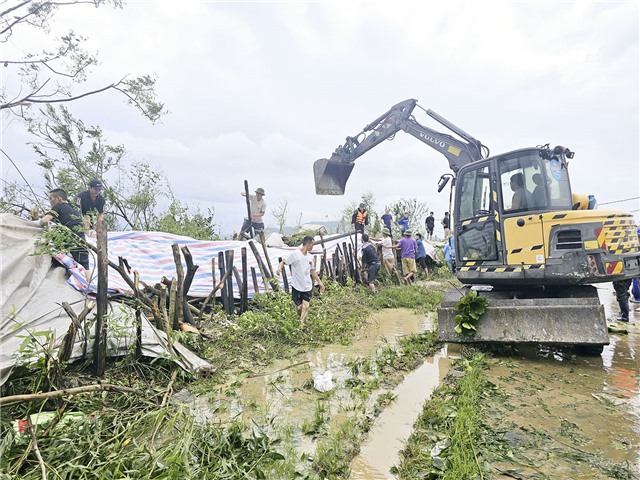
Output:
[598, 196, 640, 205]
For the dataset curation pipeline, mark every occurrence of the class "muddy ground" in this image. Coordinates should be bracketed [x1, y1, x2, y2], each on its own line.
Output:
[479, 284, 639, 479]
[344, 283, 639, 478]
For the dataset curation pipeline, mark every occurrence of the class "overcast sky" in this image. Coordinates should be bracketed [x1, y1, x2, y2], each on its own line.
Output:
[1, 1, 638, 236]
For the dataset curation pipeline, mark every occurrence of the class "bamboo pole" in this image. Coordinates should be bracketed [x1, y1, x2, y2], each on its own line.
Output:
[278, 257, 289, 292]
[258, 230, 275, 278]
[248, 240, 275, 292]
[251, 267, 259, 294]
[218, 251, 229, 314]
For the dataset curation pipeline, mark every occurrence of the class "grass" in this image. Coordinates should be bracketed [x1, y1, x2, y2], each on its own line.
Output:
[0, 278, 449, 479]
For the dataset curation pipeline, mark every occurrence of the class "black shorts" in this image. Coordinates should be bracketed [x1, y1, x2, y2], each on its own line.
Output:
[71, 249, 90, 270]
[291, 287, 312, 306]
[366, 263, 381, 284]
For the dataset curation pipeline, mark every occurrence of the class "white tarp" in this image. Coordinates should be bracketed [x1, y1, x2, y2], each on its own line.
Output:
[0, 214, 211, 387]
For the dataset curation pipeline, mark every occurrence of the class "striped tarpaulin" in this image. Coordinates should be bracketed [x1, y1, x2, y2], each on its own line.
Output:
[62, 231, 358, 299]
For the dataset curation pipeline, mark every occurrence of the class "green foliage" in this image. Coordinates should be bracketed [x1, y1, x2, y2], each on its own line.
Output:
[453, 290, 488, 336]
[284, 229, 319, 247]
[368, 284, 444, 315]
[389, 197, 429, 236]
[153, 199, 219, 240]
[1, 1, 164, 122]
[0, 396, 285, 479]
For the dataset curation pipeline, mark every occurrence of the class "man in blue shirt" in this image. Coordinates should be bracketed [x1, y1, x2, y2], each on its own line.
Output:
[415, 233, 428, 277]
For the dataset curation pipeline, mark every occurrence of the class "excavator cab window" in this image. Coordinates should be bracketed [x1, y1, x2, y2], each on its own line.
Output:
[498, 150, 572, 213]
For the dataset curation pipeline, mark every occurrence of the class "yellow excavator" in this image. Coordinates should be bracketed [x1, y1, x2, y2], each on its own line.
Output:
[313, 99, 640, 348]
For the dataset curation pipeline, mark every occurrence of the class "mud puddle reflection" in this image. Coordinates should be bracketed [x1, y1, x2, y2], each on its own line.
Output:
[484, 283, 639, 478]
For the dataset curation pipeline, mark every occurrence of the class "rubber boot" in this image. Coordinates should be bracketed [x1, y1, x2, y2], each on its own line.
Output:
[616, 300, 629, 322]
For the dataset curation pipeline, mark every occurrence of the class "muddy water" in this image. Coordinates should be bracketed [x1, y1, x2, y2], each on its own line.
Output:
[349, 349, 451, 479]
[207, 308, 448, 460]
[484, 283, 640, 478]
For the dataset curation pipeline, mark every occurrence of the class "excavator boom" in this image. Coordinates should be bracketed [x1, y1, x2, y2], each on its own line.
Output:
[313, 99, 487, 195]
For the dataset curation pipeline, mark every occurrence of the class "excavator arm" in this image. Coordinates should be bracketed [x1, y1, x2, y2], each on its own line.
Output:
[314, 98, 488, 195]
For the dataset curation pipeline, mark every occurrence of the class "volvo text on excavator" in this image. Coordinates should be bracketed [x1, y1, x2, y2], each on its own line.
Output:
[313, 99, 640, 348]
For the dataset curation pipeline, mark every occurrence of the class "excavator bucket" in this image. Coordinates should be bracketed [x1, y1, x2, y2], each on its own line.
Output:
[313, 159, 355, 195]
[437, 285, 609, 347]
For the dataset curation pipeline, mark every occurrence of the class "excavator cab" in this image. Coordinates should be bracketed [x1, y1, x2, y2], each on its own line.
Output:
[313, 159, 355, 195]
[438, 145, 640, 347]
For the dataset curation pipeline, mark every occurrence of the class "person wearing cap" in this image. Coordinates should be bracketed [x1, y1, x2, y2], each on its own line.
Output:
[276, 236, 325, 325]
[351, 203, 368, 234]
[360, 234, 381, 292]
[380, 227, 396, 274]
[76, 179, 105, 229]
[239, 187, 267, 239]
[394, 229, 417, 284]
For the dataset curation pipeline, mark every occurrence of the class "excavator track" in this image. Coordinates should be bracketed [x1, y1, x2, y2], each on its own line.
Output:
[437, 285, 609, 346]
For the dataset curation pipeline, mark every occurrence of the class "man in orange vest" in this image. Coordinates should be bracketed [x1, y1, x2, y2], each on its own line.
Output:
[351, 203, 368, 233]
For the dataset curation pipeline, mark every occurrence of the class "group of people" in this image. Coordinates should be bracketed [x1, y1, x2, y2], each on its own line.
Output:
[351, 204, 451, 241]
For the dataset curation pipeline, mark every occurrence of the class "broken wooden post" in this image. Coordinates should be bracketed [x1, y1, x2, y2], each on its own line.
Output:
[251, 266, 259, 295]
[167, 279, 177, 349]
[180, 246, 200, 325]
[244, 180, 254, 239]
[248, 240, 276, 292]
[241, 247, 248, 312]
[218, 251, 229, 314]
[94, 219, 108, 376]
[135, 309, 142, 359]
[60, 301, 95, 362]
[224, 250, 235, 314]
[171, 244, 184, 330]
[278, 257, 289, 292]
[258, 230, 275, 277]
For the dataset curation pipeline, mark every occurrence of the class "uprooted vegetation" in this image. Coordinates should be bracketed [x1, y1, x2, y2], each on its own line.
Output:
[0, 276, 450, 479]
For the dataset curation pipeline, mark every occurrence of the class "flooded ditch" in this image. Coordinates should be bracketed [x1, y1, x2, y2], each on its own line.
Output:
[174, 307, 453, 477]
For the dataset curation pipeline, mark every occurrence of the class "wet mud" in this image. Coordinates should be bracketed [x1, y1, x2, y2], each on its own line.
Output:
[483, 283, 639, 479]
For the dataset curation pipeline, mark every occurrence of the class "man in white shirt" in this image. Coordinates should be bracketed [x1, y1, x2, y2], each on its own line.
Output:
[276, 236, 325, 325]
